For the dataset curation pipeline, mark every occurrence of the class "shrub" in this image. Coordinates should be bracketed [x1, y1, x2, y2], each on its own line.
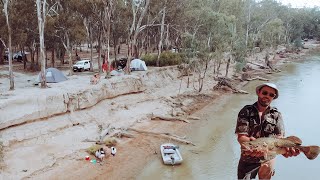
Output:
[104, 137, 117, 147]
[235, 61, 247, 73]
[86, 145, 102, 155]
[142, 54, 157, 66]
[141, 51, 184, 67]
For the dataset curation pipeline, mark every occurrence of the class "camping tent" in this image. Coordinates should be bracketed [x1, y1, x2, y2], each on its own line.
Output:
[35, 68, 67, 84]
[130, 59, 147, 71]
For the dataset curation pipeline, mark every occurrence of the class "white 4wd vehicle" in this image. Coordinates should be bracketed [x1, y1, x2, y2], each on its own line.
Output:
[73, 59, 91, 72]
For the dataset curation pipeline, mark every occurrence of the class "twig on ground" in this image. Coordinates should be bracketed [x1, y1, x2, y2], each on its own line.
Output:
[128, 128, 196, 146]
[151, 115, 190, 123]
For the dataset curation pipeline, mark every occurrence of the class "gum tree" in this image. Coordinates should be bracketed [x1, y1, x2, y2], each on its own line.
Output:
[1, 0, 14, 90]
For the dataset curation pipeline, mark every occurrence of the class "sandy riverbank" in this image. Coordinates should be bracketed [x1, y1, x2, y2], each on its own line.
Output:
[0, 41, 318, 179]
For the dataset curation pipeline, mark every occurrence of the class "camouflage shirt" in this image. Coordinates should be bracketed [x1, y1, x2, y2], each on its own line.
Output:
[235, 102, 285, 162]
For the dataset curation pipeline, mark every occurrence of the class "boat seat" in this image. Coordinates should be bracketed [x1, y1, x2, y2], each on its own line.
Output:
[163, 149, 175, 154]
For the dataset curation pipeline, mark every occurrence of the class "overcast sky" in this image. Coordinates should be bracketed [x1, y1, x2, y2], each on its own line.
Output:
[278, 0, 320, 8]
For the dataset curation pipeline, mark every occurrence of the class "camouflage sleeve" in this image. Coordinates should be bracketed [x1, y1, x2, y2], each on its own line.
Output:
[275, 112, 285, 137]
[235, 106, 250, 135]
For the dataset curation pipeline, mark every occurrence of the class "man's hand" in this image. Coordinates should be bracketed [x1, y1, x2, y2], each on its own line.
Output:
[282, 147, 300, 158]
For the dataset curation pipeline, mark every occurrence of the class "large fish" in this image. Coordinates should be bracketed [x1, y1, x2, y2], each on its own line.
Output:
[241, 136, 320, 162]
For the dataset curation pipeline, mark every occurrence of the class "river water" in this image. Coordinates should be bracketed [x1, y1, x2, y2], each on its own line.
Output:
[137, 53, 320, 180]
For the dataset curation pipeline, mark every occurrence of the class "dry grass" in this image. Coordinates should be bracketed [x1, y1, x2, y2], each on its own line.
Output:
[86, 138, 118, 155]
[104, 137, 117, 147]
[86, 145, 103, 155]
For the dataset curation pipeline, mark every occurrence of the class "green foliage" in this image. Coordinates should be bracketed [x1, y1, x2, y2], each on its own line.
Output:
[141, 54, 157, 66]
[104, 137, 117, 147]
[86, 138, 117, 155]
[142, 51, 183, 67]
[261, 18, 285, 47]
[293, 38, 303, 50]
[232, 38, 246, 62]
[86, 144, 102, 155]
[234, 56, 246, 73]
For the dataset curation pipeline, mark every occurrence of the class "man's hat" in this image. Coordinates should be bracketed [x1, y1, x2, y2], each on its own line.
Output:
[256, 83, 279, 99]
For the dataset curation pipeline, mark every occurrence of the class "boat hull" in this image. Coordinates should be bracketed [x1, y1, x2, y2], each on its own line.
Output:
[160, 143, 183, 165]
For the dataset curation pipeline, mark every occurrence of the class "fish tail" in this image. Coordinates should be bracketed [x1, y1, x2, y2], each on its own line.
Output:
[299, 146, 320, 160]
[285, 136, 302, 145]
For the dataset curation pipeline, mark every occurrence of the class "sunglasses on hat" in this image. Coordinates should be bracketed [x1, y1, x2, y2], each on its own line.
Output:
[261, 90, 276, 98]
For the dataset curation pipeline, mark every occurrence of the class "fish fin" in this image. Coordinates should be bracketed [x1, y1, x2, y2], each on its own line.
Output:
[300, 146, 320, 160]
[285, 136, 302, 145]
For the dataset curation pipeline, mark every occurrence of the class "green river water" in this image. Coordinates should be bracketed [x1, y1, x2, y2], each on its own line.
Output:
[137, 53, 320, 180]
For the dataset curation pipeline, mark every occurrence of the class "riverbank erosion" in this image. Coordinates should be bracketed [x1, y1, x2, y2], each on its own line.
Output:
[0, 41, 319, 179]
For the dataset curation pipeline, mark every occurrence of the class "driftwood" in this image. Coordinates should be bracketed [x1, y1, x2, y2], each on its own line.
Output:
[99, 124, 114, 143]
[248, 62, 267, 69]
[213, 77, 249, 94]
[246, 76, 269, 81]
[128, 128, 195, 146]
[113, 131, 135, 138]
[82, 138, 105, 145]
[151, 115, 190, 123]
[187, 116, 200, 120]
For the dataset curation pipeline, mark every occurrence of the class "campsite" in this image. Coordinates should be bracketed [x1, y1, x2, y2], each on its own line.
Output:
[1, 0, 320, 179]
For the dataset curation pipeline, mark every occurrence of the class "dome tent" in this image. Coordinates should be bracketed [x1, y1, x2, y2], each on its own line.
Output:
[34, 68, 67, 84]
[130, 59, 147, 71]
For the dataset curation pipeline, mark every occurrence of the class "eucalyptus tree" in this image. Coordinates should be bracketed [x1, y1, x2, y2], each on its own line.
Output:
[36, 0, 48, 88]
[50, 0, 86, 75]
[156, 0, 166, 67]
[110, 1, 128, 60]
[260, 18, 285, 49]
[0, 13, 7, 65]
[75, 0, 103, 72]
[11, 0, 39, 70]
[1, 0, 14, 90]
[125, 0, 150, 73]
[101, 0, 114, 74]
[245, 0, 282, 50]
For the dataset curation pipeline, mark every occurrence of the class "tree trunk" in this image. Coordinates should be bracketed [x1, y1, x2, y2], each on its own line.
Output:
[127, 0, 150, 73]
[4, 1, 14, 90]
[0, 47, 4, 65]
[97, 26, 102, 72]
[245, 0, 251, 48]
[51, 48, 55, 68]
[225, 57, 231, 77]
[36, 0, 47, 88]
[89, 24, 93, 72]
[157, 6, 166, 67]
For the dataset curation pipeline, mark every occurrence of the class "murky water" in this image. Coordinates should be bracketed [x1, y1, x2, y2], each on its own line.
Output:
[137, 54, 320, 180]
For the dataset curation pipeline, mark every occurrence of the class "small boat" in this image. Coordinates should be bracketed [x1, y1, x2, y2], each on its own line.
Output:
[160, 143, 183, 165]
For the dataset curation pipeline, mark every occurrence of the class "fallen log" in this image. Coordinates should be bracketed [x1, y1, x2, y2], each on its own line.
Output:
[151, 115, 190, 123]
[247, 62, 267, 69]
[187, 116, 200, 120]
[128, 128, 195, 146]
[233, 89, 249, 94]
[82, 138, 105, 145]
[99, 124, 114, 143]
[246, 76, 269, 81]
[113, 131, 135, 138]
[214, 76, 248, 94]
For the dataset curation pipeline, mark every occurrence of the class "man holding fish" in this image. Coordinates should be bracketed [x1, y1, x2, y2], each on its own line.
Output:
[235, 83, 300, 179]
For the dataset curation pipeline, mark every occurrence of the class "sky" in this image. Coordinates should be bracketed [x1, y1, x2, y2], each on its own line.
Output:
[278, 0, 320, 8]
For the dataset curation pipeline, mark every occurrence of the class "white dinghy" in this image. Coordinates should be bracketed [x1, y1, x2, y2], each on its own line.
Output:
[160, 143, 183, 165]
